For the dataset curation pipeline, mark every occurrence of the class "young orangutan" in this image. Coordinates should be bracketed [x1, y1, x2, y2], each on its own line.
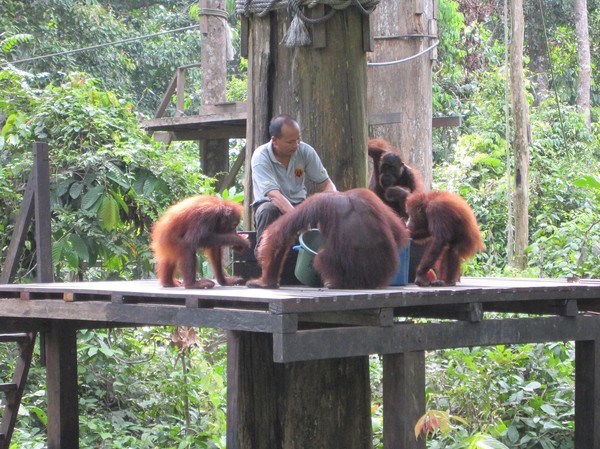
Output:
[368, 138, 424, 220]
[406, 191, 484, 287]
[150, 195, 250, 289]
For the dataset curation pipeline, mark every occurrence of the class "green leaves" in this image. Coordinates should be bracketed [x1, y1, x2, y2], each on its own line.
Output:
[573, 175, 600, 190]
[98, 194, 119, 231]
[467, 434, 509, 449]
[81, 185, 104, 210]
[0, 67, 228, 282]
[0, 32, 32, 53]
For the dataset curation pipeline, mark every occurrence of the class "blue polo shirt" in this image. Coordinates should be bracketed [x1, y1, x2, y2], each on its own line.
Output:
[251, 140, 330, 206]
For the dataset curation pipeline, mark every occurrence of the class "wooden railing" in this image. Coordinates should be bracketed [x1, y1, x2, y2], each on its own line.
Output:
[153, 63, 202, 119]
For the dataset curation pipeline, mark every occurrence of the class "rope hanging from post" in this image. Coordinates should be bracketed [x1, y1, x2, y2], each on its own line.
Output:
[200, 7, 235, 60]
[236, 0, 380, 47]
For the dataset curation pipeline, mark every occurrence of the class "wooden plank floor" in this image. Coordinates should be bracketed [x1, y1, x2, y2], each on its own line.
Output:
[0, 277, 599, 311]
[2, 277, 600, 449]
[0, 277, 599, 335]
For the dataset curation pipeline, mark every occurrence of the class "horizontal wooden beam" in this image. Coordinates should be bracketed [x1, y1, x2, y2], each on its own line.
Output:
[0, 299, 293, 333]
[145, 102, 463, 141]
[273, 314, 600, 362]
[432, 115, 461, 128]
[142, 102, 247, 130]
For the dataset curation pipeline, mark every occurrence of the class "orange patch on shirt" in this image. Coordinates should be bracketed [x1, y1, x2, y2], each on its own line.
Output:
[295, 167, 304, 178]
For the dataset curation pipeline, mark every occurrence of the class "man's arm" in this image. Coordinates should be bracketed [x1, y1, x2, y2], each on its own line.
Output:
[315, 178, 337, 193]
[267, 189, 295, 214]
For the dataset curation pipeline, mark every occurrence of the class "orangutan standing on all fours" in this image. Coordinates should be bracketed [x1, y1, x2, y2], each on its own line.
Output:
[150, 195, 250, 289]
[406, 190, 485, 287]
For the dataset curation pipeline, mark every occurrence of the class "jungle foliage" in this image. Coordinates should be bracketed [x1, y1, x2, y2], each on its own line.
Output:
[0, 0, 599, 448]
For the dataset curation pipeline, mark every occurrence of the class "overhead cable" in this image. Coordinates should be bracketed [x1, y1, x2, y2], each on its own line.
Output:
[2, 24, 200, 67]
[367, 40, 439, 66]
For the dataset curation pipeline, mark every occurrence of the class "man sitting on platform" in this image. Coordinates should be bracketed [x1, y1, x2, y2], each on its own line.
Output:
[251, 114, 337, 254]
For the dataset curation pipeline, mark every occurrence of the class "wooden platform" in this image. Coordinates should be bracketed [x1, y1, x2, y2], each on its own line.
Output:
[1, 277, 600, 361]
[141, 101, 247, 141]
[2, 277, 600, 449]
[139, 101, 459, 142]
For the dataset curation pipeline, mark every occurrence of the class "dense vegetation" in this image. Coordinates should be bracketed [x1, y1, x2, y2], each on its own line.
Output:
[0, 0, 599, 447]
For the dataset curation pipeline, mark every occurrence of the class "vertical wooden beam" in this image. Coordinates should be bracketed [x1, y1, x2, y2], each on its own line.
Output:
[176, 67, 185, 117]
[575, 340, 600, 448]
[46, 322, 79, 449]
[414, 0, 425, 14]
[216, 150, 245, 194]
[362, 15, 373, 52]
[33, 142, 53, 283]
[0, 168, 35, 284]
[1, 142, 54, 284]
[308, 4, 327, 49]
[383, 352, 426, 449]
[226, 331, 279, 449]
[227, 331, 372, 449]
[279, 356, 372, 449]
[199, 0, 209, 33]
[240, 16, 249, 58]
[243, 15, 272, 227]
[199, 0, 229, 181]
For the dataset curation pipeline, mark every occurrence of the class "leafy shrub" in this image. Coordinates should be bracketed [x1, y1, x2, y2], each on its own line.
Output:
[0, 69, 237, 282]
[10, 328, 228, 448]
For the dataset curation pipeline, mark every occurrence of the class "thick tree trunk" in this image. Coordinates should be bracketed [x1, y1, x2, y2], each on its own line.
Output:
[368, 0, 436, 189]
[575, 0, 592, 126]
[227, 331, 372, 449]
[238, 7, 372, 448]
[243, 8, 369, 221]
[200, 0, 229, 181]
[510, 0, 530, 270]
[272, 11, 369, 193]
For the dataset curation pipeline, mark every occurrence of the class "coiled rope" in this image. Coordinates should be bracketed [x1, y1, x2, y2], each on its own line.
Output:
[235, 0, 380, 47]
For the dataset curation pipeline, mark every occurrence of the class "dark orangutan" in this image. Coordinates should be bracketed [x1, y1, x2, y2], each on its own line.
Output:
[247, 188, 409, 289]
[406, 191, 484, 287]
[368, 138, 423, 220]
[150, 195, 250, 289]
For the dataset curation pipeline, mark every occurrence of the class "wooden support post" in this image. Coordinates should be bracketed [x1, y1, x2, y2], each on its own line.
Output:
[383, 352, 426, 449]
[33, 142, 53, 283]
[216, 149, 245, 194]
[0, 168, 35, 284]
[227, 331, 373, 449]
[199, 0, 229, 182]
[362, 14, 373, 52]
[575, 339, 600, 448]
[176, 67, 185, 117]
[46, 322, 79, 449]
[308, 4, 327, 49]
[240, 16, 249, 58]
[1, 142, 53, 284]
[226, 331, 279, 448]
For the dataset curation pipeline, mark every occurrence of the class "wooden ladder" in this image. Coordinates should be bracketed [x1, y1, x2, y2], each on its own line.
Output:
[0, 333, 36, 449]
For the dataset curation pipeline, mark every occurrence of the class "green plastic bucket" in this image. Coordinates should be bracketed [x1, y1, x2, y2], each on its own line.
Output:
[294, 229, 325, 287]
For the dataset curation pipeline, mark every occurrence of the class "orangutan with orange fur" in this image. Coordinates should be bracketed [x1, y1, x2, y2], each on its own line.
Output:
[150, 195, 250, 289]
